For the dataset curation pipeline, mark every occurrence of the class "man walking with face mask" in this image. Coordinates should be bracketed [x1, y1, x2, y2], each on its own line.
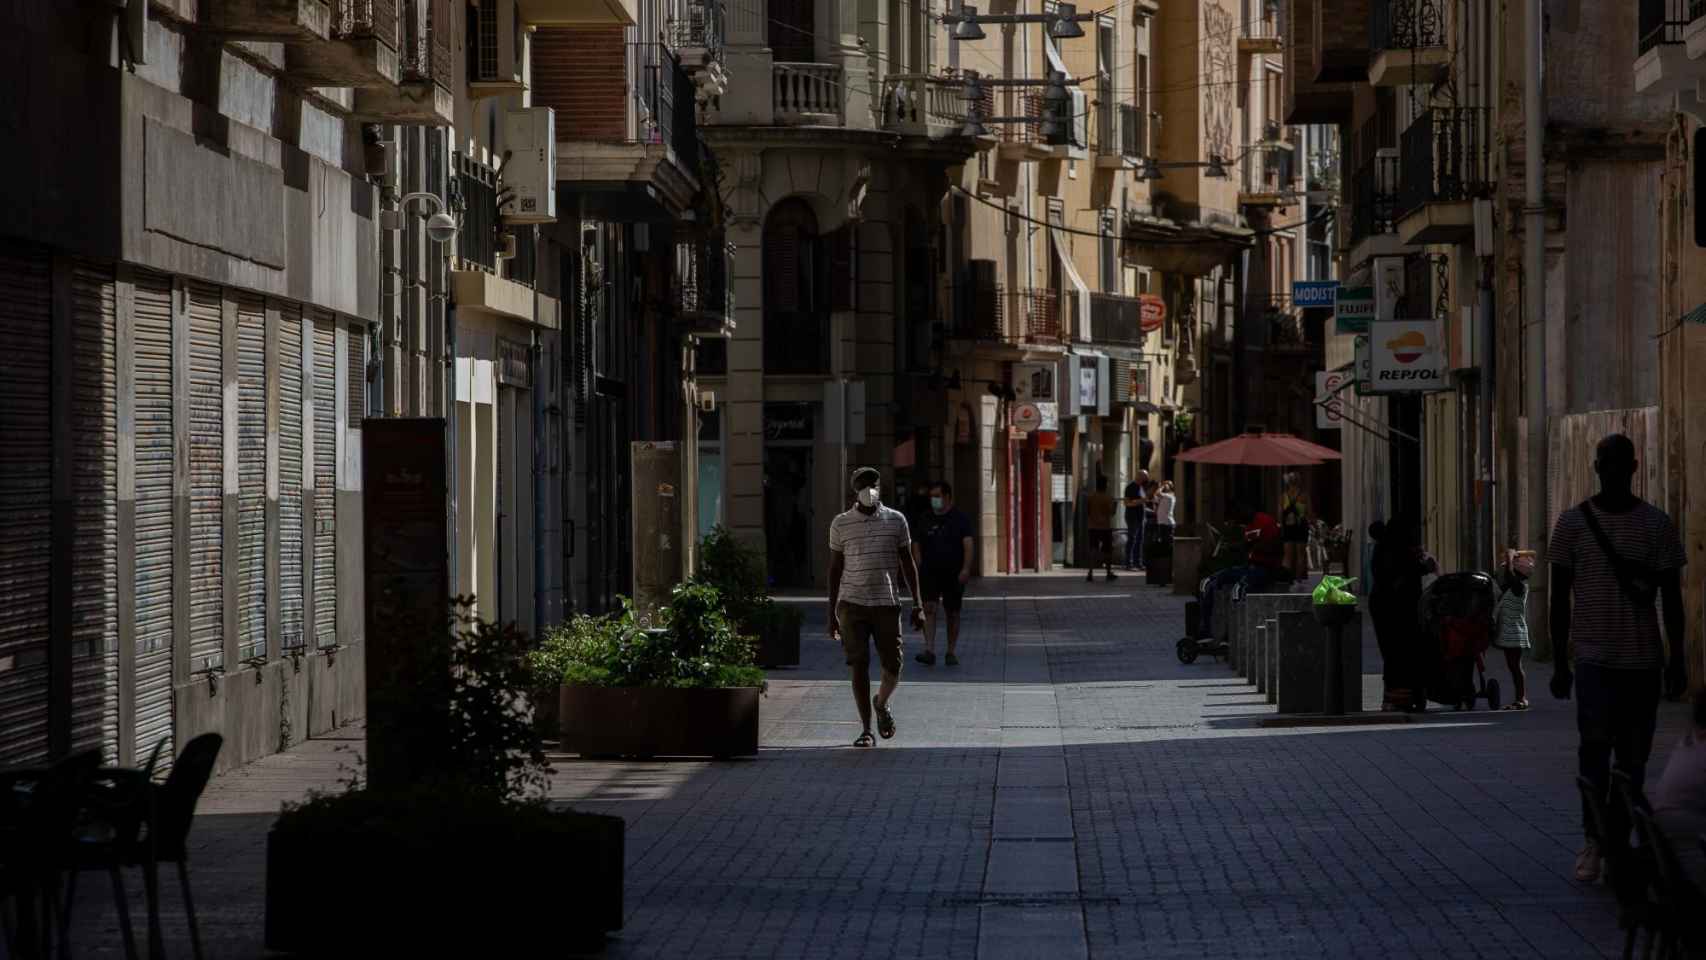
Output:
[829, 467, 926, 747]
[913, 481, 974, 667]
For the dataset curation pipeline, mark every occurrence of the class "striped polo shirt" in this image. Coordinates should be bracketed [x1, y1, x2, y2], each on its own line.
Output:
[829, 504, 912, 608]
[1550, 500, 1686, 670]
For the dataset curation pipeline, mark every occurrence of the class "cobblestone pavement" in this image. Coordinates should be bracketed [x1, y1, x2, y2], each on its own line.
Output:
[66, 573, 1690, 958]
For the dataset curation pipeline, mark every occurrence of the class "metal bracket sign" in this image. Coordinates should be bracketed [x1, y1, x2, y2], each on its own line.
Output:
[1367, 320, 1448, 394]
[1293, 280, 1339, 309]
[1335, 286, 1375, 335]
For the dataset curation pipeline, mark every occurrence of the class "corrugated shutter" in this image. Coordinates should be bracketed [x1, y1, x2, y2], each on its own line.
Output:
[72, 261, 119, 762]
[280, 304, 306, 650]
[0, 250, 53, 764]
[133, 272, 174, 763]
[237, 294, 266, 661]
[187, 283, 224, 674]
[312, 312, 336, 647]
[348, 319, 366, 427]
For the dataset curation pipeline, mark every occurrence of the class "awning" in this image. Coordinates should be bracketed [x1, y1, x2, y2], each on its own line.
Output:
[1048, 211, 1091, 340]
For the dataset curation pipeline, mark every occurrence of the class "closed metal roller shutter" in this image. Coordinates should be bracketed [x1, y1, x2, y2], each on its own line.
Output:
[237, 294, 266, 661]
[0, 250, 53, 764]
[312, 312, 336, 647]
[71, 261, 119, 762]
[187, 283, 223, 674]
[279, 304, 305, 650]
[347, 319, 366, 427]
[133, 272, 174, 764]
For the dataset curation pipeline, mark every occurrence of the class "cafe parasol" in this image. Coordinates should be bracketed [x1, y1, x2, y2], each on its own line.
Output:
[1174, 430, 1342, 466]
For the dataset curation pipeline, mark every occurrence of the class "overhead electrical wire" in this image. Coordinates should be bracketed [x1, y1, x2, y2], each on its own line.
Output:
[950, 183, 1336, 244]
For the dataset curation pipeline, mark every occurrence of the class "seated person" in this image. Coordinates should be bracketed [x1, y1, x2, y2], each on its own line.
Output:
[1653, 688, 1706, 895]
[1196, 505, 1290, 640]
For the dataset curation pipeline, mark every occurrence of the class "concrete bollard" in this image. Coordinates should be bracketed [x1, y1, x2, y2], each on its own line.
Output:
[1171, 538, 1203, 596]
[1265, 618, 1280, 705]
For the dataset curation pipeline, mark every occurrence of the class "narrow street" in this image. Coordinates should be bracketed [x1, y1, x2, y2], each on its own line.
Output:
[70, 575, 1687, 958]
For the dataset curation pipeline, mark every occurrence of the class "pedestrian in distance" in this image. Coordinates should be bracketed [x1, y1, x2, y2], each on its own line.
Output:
[1493, 548, 1535, 711]
[1549, 433, 1690, 883]
[1123, 470, 1151, 571]
[1085, 475, 1119, 582]
[828, 467, 926, 748]
[1194, 504, 1287, 641]
[913, 481, 974, 667]
[1279, 472, 1311, 582]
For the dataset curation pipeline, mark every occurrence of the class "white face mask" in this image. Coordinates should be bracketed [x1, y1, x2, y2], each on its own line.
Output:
[857, 486, 881, 508]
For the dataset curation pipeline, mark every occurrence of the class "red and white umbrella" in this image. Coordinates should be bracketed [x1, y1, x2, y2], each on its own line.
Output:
[1174, 431, 1343, 467]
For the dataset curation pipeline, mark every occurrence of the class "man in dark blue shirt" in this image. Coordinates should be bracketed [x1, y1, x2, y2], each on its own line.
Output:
[912, 481, 975, 666]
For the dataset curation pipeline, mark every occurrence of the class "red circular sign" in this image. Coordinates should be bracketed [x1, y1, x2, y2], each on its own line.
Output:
[1139, 294, 1166, 333]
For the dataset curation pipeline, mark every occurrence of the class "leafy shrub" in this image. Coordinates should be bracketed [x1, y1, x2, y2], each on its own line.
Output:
[445, 599, 552, 800]
[696, 525, 768, 627]
[532, 582, 766, 691]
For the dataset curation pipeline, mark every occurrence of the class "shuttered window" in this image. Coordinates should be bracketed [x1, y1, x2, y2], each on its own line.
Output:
[0, 250, 53, 764]
[312, 311, 336, 648]
[132, 271, 175, 763]
[237, 294, 267, 661]
[280, 305, 306, 650]
[71, 261, 119, 761]
[187, 284, 224, 675]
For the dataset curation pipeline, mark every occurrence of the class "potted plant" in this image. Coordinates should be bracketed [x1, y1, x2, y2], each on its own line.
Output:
[697, 525, 800, 667]
[266, 600, 624, 955]
[551, 581, 767, 759]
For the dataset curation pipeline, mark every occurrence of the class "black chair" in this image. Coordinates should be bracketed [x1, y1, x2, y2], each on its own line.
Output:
[1589, 773, 1659, 960]
[62, 733, 223, 960]
[1630, 806, 1706, 960]
[0, 750, 102, 960]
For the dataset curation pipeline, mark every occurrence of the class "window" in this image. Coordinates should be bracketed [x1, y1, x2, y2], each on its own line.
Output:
[763, 199, 829, 374]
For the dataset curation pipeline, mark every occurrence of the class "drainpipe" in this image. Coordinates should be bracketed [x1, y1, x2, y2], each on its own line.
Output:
[1523, 0, 1549, 656]
[1478, 255, 1494, 572]
[532, 225, 546, 634]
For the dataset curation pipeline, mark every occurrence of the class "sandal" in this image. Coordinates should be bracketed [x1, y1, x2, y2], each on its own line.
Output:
[945, 652, 960, 667]
[915, 650, 937, 666]
[853, 731, 875, 748]
[873, 696, 896, 739]
[1502, 700, 1530, 711]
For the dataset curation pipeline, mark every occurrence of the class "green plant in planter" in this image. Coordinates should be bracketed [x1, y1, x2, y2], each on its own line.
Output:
[696, 525, 768, 627]
[534, 581, 767, 690]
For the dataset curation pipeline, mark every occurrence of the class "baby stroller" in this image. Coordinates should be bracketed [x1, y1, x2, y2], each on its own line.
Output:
[1416, 572, 1502, 711]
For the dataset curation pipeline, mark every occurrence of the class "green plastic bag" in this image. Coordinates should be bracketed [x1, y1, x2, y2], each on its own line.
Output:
[1312, 576, 1359, 606]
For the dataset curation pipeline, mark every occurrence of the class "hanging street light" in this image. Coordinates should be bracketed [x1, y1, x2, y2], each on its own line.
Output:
[953, 4, 987, 40]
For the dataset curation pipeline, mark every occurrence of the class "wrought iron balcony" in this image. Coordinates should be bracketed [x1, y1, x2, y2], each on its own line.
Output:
[354, 0, 453, 123]
[996, 93, 1053, 161]
[1119, 104, 1145, 159]
[1090, 294, 1144, 345]
[670, 0, 724, 61]
[1368, 0, 1448, 85]
[453, 155, 500, 274]
[774, 62, 844, 126]
[1238, 7, 1283, 54]
[631, 42, 700, 165]
[1347, 155, 1398, 251]
[206, 0, 331, 41]
[1636, 0, 1698, 94]
[1396, 108, 1489, 224]
[881, 75, 971, 138]
[287, 0, 400, 85]
[1001, 287, 1063, 345]
[1642, 0, 1688, 54]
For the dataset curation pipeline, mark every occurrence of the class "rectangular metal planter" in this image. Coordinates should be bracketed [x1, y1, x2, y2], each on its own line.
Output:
[559, 684, 760, 758]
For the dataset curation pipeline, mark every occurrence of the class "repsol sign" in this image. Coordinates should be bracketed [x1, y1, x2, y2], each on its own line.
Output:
[1375, 368, 1442, 383]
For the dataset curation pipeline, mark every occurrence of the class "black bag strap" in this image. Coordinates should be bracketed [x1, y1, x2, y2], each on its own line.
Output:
[1576, 500, 1655, 605]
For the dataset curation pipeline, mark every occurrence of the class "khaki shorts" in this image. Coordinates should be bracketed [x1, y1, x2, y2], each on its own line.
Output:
[837, 601, 903, 676]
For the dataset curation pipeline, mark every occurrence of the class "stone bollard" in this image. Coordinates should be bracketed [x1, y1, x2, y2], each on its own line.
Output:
[1276, 611, 1324, 714]
[1241, 593, 1312, 688]
[1172, 538, 1203, 596]
[1266, 618, 1280, 705]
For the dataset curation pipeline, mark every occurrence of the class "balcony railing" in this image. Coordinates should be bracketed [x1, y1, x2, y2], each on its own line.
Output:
[504, 226, 537, 287]
[1640, 0, 1688, 54]
[774, 62, 844, 125]
[1001, 287, 1063, 344]
[335, 0, 399, 44]
[397, 0, 453, 85]
[1347, 155, 1398, 249]
[454, 155, 499, 272]
[880, 75, 970, 136]
[631, 42, 700, 166]
[998, 93, 1047, 145]
[1369, 0, 1444, 51]
[1396, 107, 1489, 220]
[1241, 12, 1281, 44]
[669, 0, 724, 59]
[1119, 104, 1144, 158]
[1090, 293, 1143, 345]
[1693, 0, 1706, 25]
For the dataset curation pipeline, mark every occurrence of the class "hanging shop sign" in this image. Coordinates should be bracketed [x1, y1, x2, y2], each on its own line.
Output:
[1036, 401, 1059, 432]
[1293, 280, 1339, 309]
[1315, 370, 1349, 431]
[1368, 320, 1448, 393]
[1013, 362, 1057, 402]
[1013, 402, 1042, 432]
[1334, 286, 1375, 335]
[1374, 258, 1406, 323]
[1138, 294, 1167, 333]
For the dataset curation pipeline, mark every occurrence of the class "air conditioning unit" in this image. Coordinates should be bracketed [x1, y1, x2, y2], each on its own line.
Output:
[500, 107, 556, 223]
[469, 0, 526, 95]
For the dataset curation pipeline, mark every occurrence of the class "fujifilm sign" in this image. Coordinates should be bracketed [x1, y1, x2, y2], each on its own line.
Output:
[1367, 320, 1448, 394]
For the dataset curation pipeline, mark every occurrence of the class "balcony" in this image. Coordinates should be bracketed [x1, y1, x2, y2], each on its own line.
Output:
[1000, 287, 1064, 345]
[1239, 11, 1284, 56]
[1395, 108, 1489, 245]
[286, 0, 400, 86]
[880, 75, 972, 139]
[996, 93, 1053, 162]
[354, 0, 453, 124]
[1686, 0, 1706, 60]
[1367, 0, 1449, 87]
[1239, 147, 1295, 206]
[205, 0, 331, 41]
[676, 234, 735, 340]
[1090, 293, 1145, 345]
[1637, 0, 1694, 94]
[516, 0, 637, 25]
[774, 63, 845, 126]
[1091, 101, 1143, 169]
[670, 0, 728, 97]
[1346, 152, 1404, 265]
